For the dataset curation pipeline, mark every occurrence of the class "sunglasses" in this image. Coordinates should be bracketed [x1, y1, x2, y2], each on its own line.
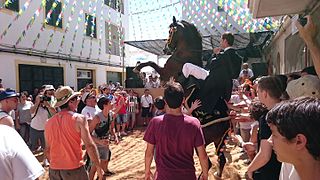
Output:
[70, 96, 80, 102]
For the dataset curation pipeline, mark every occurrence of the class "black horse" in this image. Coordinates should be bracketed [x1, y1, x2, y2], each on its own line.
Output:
[133, 17, 233, 178]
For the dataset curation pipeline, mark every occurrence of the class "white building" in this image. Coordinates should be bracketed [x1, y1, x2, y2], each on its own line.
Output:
[249, 0, 319, 74]
[0, 0, 129, 92]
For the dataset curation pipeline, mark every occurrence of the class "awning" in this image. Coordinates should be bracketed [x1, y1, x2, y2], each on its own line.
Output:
[125, 31, 273, 57]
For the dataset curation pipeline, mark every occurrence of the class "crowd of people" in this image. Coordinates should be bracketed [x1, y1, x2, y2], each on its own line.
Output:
[0, 80, 163, 179]
[0, 15, 319, 180]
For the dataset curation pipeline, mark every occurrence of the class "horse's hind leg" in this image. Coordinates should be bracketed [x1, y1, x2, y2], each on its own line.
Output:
[211, 121, 230, 178]
[215, 138, 227, 178]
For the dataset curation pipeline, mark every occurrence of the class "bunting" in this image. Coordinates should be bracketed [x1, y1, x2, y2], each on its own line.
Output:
[45, 0, 70, 51]
[57, 0, 78, 54]
[15, 0, 46, 46]
[0, 0, 34, 40]
[68, 0, 85, 56]
[31, 0, 61, 48]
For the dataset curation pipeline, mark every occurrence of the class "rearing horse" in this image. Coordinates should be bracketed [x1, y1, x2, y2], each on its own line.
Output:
[133, 17, 231, 178]
[133, 17, 202, 82]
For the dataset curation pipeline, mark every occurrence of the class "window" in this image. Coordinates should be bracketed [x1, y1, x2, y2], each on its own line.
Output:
[85, 13, 97, 38]
[104, 0, 124, 14]
[19, 64, 64, 94]
[77, 69, 94, 90]
[2, 0, 19, 12]
[106, 23, 125, 56]
[45, 0, 62, 28]
[107, 71, 122, 85]
[77, 69, 92, 79]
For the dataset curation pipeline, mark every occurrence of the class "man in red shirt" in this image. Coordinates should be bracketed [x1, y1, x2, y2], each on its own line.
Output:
[144, 81, 209, 180]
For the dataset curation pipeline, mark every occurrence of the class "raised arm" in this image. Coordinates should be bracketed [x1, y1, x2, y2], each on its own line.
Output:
[296, 15, 320, 76]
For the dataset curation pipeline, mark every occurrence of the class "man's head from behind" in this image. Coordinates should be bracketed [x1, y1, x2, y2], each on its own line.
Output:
[154, 96, 165, 110]
[164, 81, 184, 109]
[267, 97, 320, 163]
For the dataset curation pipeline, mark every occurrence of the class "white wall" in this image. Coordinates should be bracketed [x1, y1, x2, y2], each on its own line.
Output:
[0, 0, 129, 66]
[0, 0, 129, 90]
[0, 52, 123, 90]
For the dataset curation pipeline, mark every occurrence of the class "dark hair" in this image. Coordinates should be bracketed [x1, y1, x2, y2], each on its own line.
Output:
[60, 96, 78, 109]
[97, 96, 111, 110]
[222, 32, 234, 46]
[60, 102, 69, 109]
[243, 84, 251, 92]
[20, 91, 28, 97]
[301, 66, 317, 76]
[164, 81, 184, 109]
[250, 101, 268, 121]
[275, 75, 288, 88]
[266, 97, 320, 160]
[154, 96, 165, 110]
[258, 76, 286, 99]
[287, 73, 301, 80]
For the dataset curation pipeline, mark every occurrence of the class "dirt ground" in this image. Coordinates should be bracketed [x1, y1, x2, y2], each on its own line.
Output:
[38, 127, 248, 180]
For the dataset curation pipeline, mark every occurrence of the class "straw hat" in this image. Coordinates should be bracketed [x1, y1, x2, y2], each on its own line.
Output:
[55, 86, 80, 107]
[286, 75, 320, 99]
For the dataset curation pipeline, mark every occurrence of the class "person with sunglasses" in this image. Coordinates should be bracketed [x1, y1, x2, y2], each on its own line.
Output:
[45, 86, 103, 180]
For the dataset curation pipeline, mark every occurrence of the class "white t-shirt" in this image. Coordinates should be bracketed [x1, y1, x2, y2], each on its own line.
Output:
[30, 106, 49, 131]
[81, 105, 100, 120]
[0, 125, 44, 180]
[279, 163, 300, 180]
[141, 94, 153, 108]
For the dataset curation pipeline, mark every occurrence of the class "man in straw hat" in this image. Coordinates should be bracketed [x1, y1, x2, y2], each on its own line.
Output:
[44, 86, 104, 180]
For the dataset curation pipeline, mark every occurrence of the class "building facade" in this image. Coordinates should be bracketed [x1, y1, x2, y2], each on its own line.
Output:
[249, 0, 320, 74]
[0, 0, 129, 92]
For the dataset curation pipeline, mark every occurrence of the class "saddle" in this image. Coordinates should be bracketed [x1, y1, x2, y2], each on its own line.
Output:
[192, 97, 229, 126]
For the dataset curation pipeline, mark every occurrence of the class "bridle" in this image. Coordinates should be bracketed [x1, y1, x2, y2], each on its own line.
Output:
[165, 25, 202, 54]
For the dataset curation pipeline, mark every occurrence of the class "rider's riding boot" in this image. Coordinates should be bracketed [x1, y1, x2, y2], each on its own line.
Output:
[176, 74, 188, 87]
[186, 76, 201, 90]
[177, 75, 201, 90]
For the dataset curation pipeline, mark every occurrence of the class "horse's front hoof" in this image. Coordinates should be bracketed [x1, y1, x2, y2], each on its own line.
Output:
[132, 67, 140, 73]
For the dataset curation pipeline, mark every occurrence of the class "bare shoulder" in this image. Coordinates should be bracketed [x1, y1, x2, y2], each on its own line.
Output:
[74, 113, 87, 126]
[0, 116, 14, 127]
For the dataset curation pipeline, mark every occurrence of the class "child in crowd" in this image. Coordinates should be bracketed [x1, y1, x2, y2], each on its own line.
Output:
[154, 96, 165, 116]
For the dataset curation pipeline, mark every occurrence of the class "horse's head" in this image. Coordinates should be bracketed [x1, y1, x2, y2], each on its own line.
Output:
[163, 16, 184, 55]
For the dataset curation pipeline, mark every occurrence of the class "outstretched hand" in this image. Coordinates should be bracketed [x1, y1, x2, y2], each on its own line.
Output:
[190, 99, 202, 111]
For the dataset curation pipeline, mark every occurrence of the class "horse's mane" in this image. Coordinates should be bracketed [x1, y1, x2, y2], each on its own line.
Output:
[179, 20, 202, 51]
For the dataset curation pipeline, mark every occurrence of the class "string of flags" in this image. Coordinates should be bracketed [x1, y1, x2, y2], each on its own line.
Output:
[31, 0, 61, 48]
[1, 0, 280, 62]
[57, 0, 78, 54]
[15, 0, 46, 46]
[45, 0, 70, 51]
[68, 1, 85, 56]
[0, 0, 34, 41]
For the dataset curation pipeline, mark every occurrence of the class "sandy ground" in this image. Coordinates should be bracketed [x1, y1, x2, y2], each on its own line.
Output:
[38, 127, 248, 180]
